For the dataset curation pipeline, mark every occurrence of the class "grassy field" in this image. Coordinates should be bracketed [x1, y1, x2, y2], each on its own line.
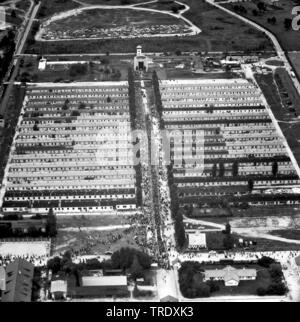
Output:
[38, 0, 80, 19]
[223, 0, 300, 51]
[289, 52, 300, 80]
[255, 71, 300, 164]
[54, 227, 141, 255]
[270, 229, 300, 240]
[44, 8, 186, 35]
[57, 214, 131, 229]
[27, 0, 273, 54]
[17, 56, 131, 82]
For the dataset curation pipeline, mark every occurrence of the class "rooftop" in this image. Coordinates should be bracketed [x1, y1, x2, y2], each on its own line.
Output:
[81, 275, 127, 287]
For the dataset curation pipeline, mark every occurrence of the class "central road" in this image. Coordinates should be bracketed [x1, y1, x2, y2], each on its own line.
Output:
[0, 1, 41, 115]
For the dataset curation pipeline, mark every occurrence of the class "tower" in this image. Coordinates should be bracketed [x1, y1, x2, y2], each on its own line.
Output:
[136, 45, 142, 57]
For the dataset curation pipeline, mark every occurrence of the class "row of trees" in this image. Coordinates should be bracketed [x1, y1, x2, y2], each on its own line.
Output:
[128, 68, 142, 207]
[257, 257, 287, 296]
[179, 261, 220, 298]
[47, 247, 151, 282]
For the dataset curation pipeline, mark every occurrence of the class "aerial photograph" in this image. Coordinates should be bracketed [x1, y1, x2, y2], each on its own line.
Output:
[0, 0, 300, 307]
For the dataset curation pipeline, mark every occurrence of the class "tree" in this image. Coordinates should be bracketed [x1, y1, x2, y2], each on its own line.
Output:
[257, 256, 275, 268]
[223, 235, 234, 250]
[252, 9, 258, 16]
[130, 255, 143, 280]
[232, 161, 239, 177]
[46, 208, 57, 237]
[212, 164, 217, 177]
[78, 102, 86, 109]
[206, 280, 220, 293]
[225, 222, 231, 235]
[272, 161, 278, 177]
[257, 2, 266, 11]
[11, 10, 17, 19]
[47, 256, 61, 274]
[219, 162, 225, 178]
[284, 18, 293, 30]
[248, 179, 254, 192]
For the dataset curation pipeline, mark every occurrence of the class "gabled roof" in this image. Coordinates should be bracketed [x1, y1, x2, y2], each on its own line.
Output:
[204, 266, 257, 283]
[0, 266, 5, 291]
[1, 259, 34, 302]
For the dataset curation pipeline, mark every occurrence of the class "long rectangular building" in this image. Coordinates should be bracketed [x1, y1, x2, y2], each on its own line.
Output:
[160, 78, 300, 207]
[0, 82, 137, 215]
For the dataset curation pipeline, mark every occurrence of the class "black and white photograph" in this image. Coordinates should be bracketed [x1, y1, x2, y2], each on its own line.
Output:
[0, 0, 300, 306]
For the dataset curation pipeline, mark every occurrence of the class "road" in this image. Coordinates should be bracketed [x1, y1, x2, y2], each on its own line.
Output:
[0, 1, 41, 115]
[207, 0, 300, 97]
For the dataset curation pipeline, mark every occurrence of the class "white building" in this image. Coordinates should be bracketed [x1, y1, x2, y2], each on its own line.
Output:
[50, 280, 68, 300]
[134, 45, 150, 72]
[204, 266, 257, 286]
[38, 58, 47, 71]
[188, 232, 207, 250]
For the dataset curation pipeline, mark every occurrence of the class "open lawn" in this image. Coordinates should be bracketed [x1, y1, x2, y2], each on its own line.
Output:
[27, 0, 273, 54]
[223, 0, 300, 51]
[270, 229, 300, 240]
[255, 71, 300, 164]
[57, 214, 131, 228]
[40, 8, 189, 41]
[17, 56, 131, 82]
[38, 0, 81, 19]
[55, 226, 141, 255]
[288, 52, 300, 80]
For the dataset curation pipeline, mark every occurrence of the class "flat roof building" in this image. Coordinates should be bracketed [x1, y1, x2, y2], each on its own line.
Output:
[69, 275, 129, 299]
[188, 232, 206, 250]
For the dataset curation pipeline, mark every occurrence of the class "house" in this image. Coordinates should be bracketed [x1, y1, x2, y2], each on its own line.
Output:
[38, 57, 47, 71]
[1, 259, 34, 302]
[204, 266, 257, 286]
[69, 275, 129, 298]
[50, 280, 68, 300]
[188, 232, 206, 250]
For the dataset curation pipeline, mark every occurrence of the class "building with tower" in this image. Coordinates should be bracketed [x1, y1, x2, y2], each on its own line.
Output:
[134, 45, 150, 72]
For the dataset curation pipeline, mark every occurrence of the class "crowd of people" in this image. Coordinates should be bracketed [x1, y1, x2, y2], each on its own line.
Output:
[0, 254, 48, 267]
[177, 250, 300, 267]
